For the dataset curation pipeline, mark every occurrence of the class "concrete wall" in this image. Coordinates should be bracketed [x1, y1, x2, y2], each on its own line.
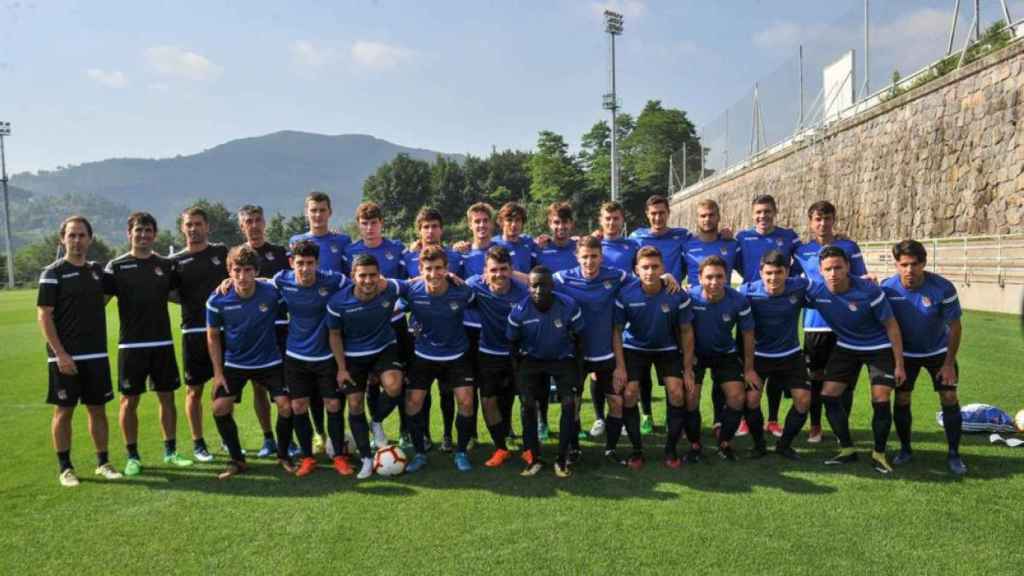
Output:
[671, 40, 1024, 314]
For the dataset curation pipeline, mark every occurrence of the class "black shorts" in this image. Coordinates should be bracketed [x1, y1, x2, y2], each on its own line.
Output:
[582, 359, 617, 395]
[408, 354, 474, 394]
[393, 316, 415, 364]
[478, 352, 515, 398]
[518, 357, 577, 399]
[346, 345, 404, 394]
[47, 357, 114, 407]
[824, 346, 897, 388]
[182, 331, 217, 387]
[117, 345, 181, 396]
[903, 353, 958, 392]
[217, 364, 289, 400]
[695, 353, 744, 387]
[285, 356, 339, 400]
[274, 324, 289, 356]
[625, 349, 682, 384]
[754, 352, 809, 391]
[803, 331, 837, 375]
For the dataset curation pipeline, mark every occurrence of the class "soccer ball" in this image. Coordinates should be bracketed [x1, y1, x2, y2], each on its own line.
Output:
[1015, 409, 1024, 433]
[373, 446, 408, 476]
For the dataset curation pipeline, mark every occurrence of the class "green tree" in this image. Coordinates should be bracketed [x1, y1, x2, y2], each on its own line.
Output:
[528, 131, 585, 235]
[13, 234, 115, 285]
[362, 154, 433, 242]
[174, 198, 245, 247]
[266, 212, 308, 246]
[430, 155, 467, 232]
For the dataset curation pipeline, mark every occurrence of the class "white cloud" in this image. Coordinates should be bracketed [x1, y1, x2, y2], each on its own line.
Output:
[873, 8, 949, 73]
[590, 0, 646, 19]
[145, 45, 222, 81]
[753, 20, 805, 50]
[85, 68, 128, 88]
[290, 40, 332, 70]
[350, 40, 414, 70]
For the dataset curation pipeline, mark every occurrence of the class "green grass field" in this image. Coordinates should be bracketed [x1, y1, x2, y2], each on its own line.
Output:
[1, 288, 1022, 575]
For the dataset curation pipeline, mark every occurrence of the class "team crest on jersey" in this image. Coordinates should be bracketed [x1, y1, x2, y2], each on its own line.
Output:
[154, 267, 164, 277]
[848, 302, 858, 312]
[554, 318, 563, 328]
[922, 296, 932, 307]
[449, 301, 459, 311]
[265, 252, 275, 261]
[212, 257, 221, 266]
[330, 245, 339, 253]
[259, 303, 269, 313]
[604, 280, 613, 290]
[661, 303, 671, 313]
[775, 238, 784, 246]
[318, 287, 329, 297]
[720, 247, 728, 255]
[722, 313, 731, 322]
[382, 300, 391, 308]
[92, 271, 101, 281]
[789, 294, 799, 304]
[385, 251, 395, 260]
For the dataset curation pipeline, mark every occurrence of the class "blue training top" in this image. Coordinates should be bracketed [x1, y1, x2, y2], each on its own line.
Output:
[684, 235, 739, 287]
[493, 235, 536, 273]
[507, 292, 584, 361]
[614, 277, 693, 352]
[793, 238, 867, 332]
[206, 281, 284, 369]
[344, 238, 407, 279]
[272, 269, 347, 362]
[629, 227, 690, 283]
[466, 275, 529, 356]
[533, 240, 578, 273]
[688, 285, 754, 357]
[326, 279, 404, 357]
[805, 276, 894, 351]
[554, 266, 628, 362]
[403, 280, 475, 361]
[738, 277, 808, 358]
[882, 272, 961, 357]
[601, 236, 641, 273]
[289, 231, 352, 275]
[735, 227, 801, 283]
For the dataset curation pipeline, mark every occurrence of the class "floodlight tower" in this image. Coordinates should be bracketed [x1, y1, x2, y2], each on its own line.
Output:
[0, 122, 13, 289]
[603, 10, 623, 202]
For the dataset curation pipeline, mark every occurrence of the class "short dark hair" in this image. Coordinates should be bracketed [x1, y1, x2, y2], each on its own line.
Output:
[305, 191, 332, 211]
[59, 215, 93, 238]
[807, 200, 836, 219]
[577, 235, 602, 252]
[420, 244, 448, 266]
[485, 245, 511, 266]
[227, 244, 261, 270]
[636, 246, 663, 262]
[356, 201, 383, 222]
[892, 239, 927, 264]
[416, 207, 444, 229]
[819, 245, 850, 264]
[127, 212, 158, 233]
[699, 255, 727, 274]
[752, 194, 777, 210]
[600, 201, 624, 215]
[498, 202, 527, 224]
[182, 206, 208, 223]
[760, 249, 790, 269]
[547, 202, 573, 222]
[290, 239, 319, 260]
[645, 195, 669, 209]
[352, 253, 380, 271]
[529, 265, 553, 277]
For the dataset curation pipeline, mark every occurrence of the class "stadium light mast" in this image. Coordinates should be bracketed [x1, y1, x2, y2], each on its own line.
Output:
[603, 10, 623, 202]
[0, 122, 13, 289]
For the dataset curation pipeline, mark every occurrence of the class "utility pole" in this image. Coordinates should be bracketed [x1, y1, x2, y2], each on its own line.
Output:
[603, 10, 623, 202]
[0, 122, 13, 289]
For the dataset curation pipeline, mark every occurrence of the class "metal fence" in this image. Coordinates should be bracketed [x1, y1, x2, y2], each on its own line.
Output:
[859, 234, 1024, 287]
[670, 0, 1023, 193]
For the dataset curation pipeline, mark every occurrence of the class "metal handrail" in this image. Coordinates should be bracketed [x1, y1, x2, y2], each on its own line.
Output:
[858, 234, 1024, 286]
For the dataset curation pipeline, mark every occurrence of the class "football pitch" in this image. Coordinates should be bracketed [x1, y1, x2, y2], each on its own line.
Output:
[1, 289, 1022, 575]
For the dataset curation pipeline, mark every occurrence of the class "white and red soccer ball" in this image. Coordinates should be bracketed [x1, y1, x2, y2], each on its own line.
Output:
[373, 445, 408, 476]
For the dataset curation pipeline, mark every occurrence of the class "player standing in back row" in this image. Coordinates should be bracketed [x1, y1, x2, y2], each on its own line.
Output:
[38, 216, 123, 486]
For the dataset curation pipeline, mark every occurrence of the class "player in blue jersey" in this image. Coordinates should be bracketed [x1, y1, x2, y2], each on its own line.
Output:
[882, 240, 966, 475]
[794, 201, 870, 443]
[401, 246, 477, 473]
[459, 202, 498, 278]
[738, 250, 812, 459]
[554, 236, 628, 461]
[688, 256, 756, 462]
[270, 240, 355, 478]
[466, 246, 529, 467]
[684, 199, 739, 287]
[806, 246, 906, 474]
[533, 202, 579, 273]
[206, 245, 295, 479]
[598, 201, 641, 273]
[289, 191, 352, 275]
[733, 194, 801, 440]
[494, 201, 537, 274]
[404, 207, 467, 452]
[326, 253, 406, 480]
[628, 195, 691, 435]
[614, 246, 695, 468]
[508, 266, 585, 478]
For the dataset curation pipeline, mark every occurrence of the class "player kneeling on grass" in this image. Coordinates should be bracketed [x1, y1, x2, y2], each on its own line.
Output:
[881, 240, 966, 476]
[612, 247, 694, 468]
[38, 216, 123, 486]
[466, 246, 529, 468]
[738, 250, 812, 460]
[807, 246, 906, 474]
[689, 256, 757, 462]
[206, 245, 296, 479]
[271, 240, 350, 478]
[508, 266, 586, 478]
[326, 254, 403, 479]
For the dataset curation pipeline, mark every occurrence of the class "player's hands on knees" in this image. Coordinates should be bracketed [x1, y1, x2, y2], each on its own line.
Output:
[612, 366, 627, 393]
[939, 363, 958, 388]
[56, 352, 78, 376]
[744, 369, 763, 391]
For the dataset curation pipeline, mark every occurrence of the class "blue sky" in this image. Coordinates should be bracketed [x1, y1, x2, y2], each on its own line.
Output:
[3, 0, 1020, 173]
